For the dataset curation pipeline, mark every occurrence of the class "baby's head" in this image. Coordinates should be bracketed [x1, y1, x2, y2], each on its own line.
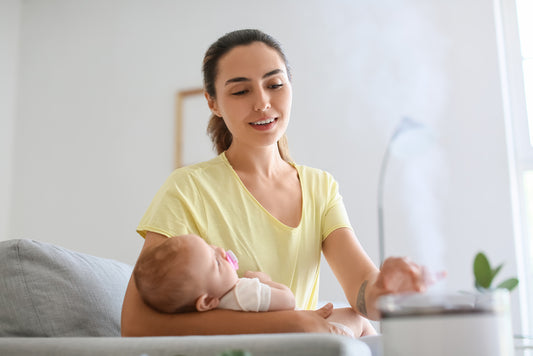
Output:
[134, 234, 239, 313]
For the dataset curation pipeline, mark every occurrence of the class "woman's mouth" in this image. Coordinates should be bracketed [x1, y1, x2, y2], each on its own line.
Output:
[250, 117, 276, 126]
[249, 117, 277, 131]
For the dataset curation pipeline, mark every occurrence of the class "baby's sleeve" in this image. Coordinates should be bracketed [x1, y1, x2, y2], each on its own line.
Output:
[234, 278, 272, 312]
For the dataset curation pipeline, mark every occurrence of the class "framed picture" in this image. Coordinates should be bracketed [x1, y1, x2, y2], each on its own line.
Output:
[174, 88, 216, 168]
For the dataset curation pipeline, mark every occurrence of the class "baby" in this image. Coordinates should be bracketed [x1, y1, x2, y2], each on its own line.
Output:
[134, 234, 295, 313]
[134, 234, 372, 337]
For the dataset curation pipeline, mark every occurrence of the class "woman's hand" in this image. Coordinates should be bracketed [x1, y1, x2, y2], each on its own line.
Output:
[375, 257, 427, 294]
[304, 303, 355, 337]
[321, 228, 444, 321]
[363, 257, 447, 320]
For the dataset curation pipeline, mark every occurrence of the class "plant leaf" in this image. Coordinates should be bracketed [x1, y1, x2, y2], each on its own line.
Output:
[497, 278, 519, 291]
[475, 280, 490, 292]
[492, 263, 503, 279]
[474, 252, 493, 288]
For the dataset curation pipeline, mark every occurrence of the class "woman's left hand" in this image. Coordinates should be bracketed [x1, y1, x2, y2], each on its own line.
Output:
[375, 257, 427, 294]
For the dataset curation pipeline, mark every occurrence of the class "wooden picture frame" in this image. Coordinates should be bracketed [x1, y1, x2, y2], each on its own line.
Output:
[174, 88, 213, 168]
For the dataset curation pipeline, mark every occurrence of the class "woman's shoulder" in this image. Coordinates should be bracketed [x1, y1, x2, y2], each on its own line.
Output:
[168, 154, 227, 180]
[157, 155, 230, 194]
[294, 163, 337, 183]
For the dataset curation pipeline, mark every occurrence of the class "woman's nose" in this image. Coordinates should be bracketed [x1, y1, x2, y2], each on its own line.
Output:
[253, 89, 271, 112]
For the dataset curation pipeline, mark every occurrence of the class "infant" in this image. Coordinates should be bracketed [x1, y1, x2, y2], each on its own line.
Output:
[134, 234, 372, 337]
[134, 234, 295, 313]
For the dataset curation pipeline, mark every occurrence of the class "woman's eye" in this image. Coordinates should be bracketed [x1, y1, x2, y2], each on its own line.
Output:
[231, 90, 248, 96]
[270, 83, 283, 89]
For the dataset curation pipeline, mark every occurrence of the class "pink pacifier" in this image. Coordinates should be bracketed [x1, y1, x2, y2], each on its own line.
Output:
[225, 250, 239, 270]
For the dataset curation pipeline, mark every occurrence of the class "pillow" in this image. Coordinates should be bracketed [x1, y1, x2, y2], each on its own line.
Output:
[0, 239, 133, 336]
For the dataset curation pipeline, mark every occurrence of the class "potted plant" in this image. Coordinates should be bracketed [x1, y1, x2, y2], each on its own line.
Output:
[473, 252, 519, 292]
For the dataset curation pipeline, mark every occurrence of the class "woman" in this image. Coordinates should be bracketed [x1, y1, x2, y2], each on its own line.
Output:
[121, 29, 427, 337]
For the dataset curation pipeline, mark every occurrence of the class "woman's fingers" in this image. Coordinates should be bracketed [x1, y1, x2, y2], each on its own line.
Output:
[380, 257, 427, 293]
[315, 302, 334, 319]
[423, 269, 448, 284]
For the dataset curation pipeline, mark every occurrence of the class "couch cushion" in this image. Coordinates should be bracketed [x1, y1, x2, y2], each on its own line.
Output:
[0, 239, 133, 336]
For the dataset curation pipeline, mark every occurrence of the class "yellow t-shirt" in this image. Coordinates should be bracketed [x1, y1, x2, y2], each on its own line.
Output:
[137, 152, 352, 310]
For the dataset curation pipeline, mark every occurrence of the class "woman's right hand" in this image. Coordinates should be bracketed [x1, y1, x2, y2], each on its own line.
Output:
[311, 303, 355, 337]
[278, 302, 352, 336]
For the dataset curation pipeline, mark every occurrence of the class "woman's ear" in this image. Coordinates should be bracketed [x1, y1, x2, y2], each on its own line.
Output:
[205, 92, 222, 118]
[195, 293, 220, 312]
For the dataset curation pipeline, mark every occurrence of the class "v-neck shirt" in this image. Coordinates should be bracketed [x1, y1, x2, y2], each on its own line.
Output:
[137, 152, 353, 309]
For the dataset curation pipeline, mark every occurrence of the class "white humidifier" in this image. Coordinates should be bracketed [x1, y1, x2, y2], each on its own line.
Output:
[378, 290, 514, 356]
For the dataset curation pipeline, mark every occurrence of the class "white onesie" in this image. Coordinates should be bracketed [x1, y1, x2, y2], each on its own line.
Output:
[218, 277, 271, 312]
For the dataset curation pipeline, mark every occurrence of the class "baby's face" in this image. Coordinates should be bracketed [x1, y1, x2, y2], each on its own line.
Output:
[177, 234, 239, 299]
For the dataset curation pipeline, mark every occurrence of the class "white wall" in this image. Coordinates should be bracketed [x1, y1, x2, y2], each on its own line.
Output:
[0, 0, 20, 242]
[5, 0, 524, 332]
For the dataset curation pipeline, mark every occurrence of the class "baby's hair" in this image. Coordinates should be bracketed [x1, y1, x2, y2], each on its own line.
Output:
[133, 237, 197, 313]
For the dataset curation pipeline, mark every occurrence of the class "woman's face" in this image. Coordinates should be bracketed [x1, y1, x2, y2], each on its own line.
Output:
[208, 42, 292, 151]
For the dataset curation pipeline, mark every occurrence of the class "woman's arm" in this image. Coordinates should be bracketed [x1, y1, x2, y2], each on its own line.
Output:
[121, 232, 337, 336]
[322, 228, 426, 320]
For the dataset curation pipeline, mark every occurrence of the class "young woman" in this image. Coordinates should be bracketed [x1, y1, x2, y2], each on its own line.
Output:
[121, 29, 427, 337]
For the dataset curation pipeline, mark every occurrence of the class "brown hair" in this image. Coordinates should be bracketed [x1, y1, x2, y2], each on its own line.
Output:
[133, 238, 197, 313]
[203, 29, 292, 162]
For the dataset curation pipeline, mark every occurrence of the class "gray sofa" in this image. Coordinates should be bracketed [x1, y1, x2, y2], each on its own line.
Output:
[0, 239, 379, 356]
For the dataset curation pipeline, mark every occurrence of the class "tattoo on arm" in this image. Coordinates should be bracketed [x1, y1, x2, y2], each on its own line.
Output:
[356, 280, 368, 317]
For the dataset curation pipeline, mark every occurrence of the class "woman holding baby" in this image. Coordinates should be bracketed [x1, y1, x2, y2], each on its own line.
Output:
[121, 29, 428, 337]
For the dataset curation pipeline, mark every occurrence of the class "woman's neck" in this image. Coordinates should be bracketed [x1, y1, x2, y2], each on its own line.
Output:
[225, 144, 288, 179]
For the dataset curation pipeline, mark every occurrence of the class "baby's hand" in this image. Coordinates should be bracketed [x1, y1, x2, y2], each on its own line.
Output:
[244, 271, 272, 282]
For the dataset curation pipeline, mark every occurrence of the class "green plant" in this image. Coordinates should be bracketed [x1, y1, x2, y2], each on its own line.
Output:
[473, 252, 519, 292]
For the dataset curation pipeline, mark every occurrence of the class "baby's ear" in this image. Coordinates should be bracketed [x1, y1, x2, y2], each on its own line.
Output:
[196, 293, 220, 312]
